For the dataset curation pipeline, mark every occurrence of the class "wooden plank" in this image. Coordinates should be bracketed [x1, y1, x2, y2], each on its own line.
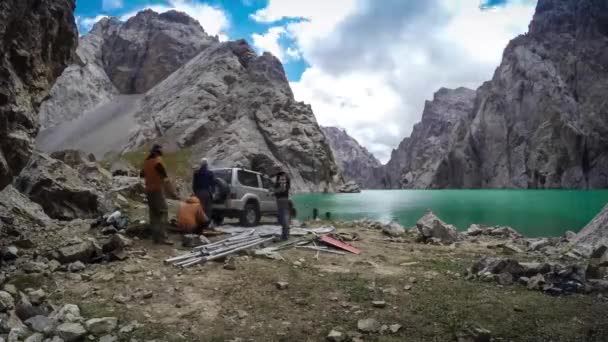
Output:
[319, 235, 361, 254]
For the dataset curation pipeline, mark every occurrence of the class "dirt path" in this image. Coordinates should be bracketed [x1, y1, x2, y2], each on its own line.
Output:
[16, 223, 605, 342]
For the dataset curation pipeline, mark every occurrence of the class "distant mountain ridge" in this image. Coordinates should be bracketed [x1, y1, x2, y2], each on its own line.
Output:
[321, 126, 382, 188]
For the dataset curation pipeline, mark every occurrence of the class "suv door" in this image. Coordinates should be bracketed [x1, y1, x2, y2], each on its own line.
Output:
[260, 176, 276, 213]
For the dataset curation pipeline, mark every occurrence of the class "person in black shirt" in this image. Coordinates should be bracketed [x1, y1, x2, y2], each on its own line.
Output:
[273, 169, 291, 240]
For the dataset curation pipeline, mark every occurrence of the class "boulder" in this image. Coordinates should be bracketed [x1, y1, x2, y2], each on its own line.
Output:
[382, 222, 405, 238]
[471, 257, 525, 278]
[528, 239, 551, 251]
[1, 247, 18, 261]
[102, 234, 131, 253]
[15, 153, 110, 220]
[49, 150, 88, 169]
[55, 322, 86, 342]
[527, 274, 546, 291]
[67, 262, 85, 273]
[327, 329, 345, 342]
[357, 318, 381, 333]
[416, 211, 460, 244]
[488, 226, 522, 239]
[22, 261, 48, 274]
[50, 304, 82, 323]
[465, 224, 484, 236]
[338, 181, 361, 193]
[24, 333, 44, 342]
[56, 239, 102, 264]
[27, 290, 46, 305]
[25, 315, 55, 334]
[15, 292, 49, 321]
[0, 0, 78, 191]
[85, 317, 118, 335]
[110, 177, 144, 199]
[0, 291, 14, 312]
[496, 272, 514, 286]
[572, 205, 608, 256]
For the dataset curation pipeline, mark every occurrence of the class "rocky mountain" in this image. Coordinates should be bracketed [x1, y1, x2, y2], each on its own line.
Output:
[102, 10, 217, 94]
[436, 0, 608, 189]
[399, 88, 476, 189]
[36, 10, 341, 192]
[0, 0, 77, 191]
[39, 10, 216, 130]
[321, 126, 382, 188]
[125, 40, 340, 191]
[385, 0, 608, 189]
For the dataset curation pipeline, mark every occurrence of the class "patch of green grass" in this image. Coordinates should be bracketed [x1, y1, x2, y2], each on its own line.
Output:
[8, 274, 50, 291]
[109, 145, 193, 180]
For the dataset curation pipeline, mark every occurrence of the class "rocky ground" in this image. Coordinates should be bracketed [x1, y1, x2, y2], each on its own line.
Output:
[2, 203, 608, 341]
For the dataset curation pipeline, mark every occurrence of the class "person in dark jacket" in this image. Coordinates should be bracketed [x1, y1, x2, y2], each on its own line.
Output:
[140, 144, 174, 245]
[273, 169, 291, 240]
[192, 158, 215, 228]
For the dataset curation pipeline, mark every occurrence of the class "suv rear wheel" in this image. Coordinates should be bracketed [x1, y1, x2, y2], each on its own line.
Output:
[240, 201, 260, 227]
[211, 212, 224, 226]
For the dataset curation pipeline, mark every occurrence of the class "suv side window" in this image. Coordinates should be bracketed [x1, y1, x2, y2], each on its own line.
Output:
[262, 176, 273, 190]
[238, 170, 259, 188]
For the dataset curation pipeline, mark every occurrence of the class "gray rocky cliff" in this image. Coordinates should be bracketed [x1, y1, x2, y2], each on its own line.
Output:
[400, 87, 476, 189]
[572, 204, 608, 256]
[0, 0, 78, 190]
[102, 9, 217, 94]
[321, 126, 381, 189]
[435, 0, 608, 189]
[126, 40, 341, 192]
[39, 18, 120, 130]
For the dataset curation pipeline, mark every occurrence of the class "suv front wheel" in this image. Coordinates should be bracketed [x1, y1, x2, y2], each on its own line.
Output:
[240, 201, 260, 227]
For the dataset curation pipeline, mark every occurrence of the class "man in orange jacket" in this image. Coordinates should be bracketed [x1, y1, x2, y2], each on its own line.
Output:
[176, 195, 209, 234]
[140, 144, 175, 245]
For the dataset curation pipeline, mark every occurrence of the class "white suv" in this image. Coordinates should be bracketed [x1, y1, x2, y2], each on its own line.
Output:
[211, 168, 296, 226]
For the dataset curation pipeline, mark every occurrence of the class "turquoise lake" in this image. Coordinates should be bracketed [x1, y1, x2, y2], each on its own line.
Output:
[293, 190, 608, 237]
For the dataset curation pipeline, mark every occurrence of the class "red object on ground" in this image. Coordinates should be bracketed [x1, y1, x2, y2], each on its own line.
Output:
[319, 235, 361, 254]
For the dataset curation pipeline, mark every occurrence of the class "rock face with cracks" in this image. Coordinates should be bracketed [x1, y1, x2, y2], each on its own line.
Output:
[0, 0, 77, 190]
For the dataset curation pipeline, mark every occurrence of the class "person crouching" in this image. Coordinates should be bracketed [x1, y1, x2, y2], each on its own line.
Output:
[176, 195, 209, 234]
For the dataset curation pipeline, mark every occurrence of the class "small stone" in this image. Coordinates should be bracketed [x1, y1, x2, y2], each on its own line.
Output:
[101, 227, 118, 235]
[2, 284, 17, 296]
[389, 324, 402, 333]
[326, 329, 345, 342]
[223, 259, 237, 271]
[68, 261, 86, 273]
[141, 291, 153, 299]
[292, 261, 302, 267]
[275, 282, 289, 290]
[527, 274, 545, 291]
[65, 273, 82, 281]
[103, 234, 132, 253]
[51, 304, 82, 323]
[371, 300, 387, 308]
[85, 317, 118, 335]
[496, 272, 514, 286]
[113, 294, 130, 304]
[409, 277, 417, 284]
[8, 327, 29, 342]
[47, 260, 61, 273]
[28, 289, 46, 305]
[25, 315, 55, 334]
[403, 285, 412, 291]
[56, 322, 87, 342]
[0, 291, 14, 312]
[379, 325, 389, 334]
[99, 335, 117, 342]
[236, 310, 248, 320]
[357, 318, 381, 333]
[23, 261, 47, 274]
[1, 246, 18, 261]
[24, 332, 44, 342]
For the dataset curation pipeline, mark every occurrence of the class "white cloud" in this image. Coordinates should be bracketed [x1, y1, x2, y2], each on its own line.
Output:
[255, 0, 537, 163]
[251, 27, 288, 61]
[102, 0, 123, 11]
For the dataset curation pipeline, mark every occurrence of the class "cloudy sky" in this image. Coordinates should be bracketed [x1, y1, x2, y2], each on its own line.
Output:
[76, 0, 537, 163]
